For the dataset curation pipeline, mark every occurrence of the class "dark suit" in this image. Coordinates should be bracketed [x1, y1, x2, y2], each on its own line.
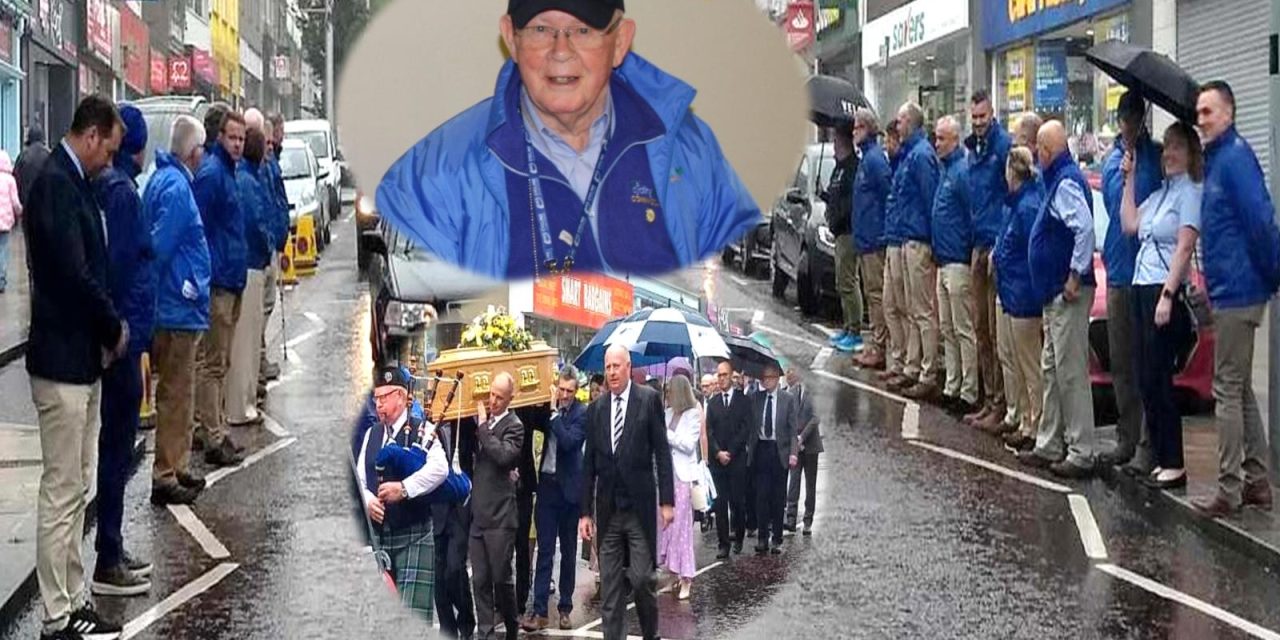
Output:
[512, 405, 544, 616]
[581, 383, 674, 640]
[705, 387, 752, 551]
[532, 400, 587, 617]
[431, 423, 475, 639]
[469, 411, 525, 640]
[750, 388, 800, 549]
[785, 383, 823, 529]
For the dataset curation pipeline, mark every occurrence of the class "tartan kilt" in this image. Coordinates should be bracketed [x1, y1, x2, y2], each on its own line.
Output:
[376, 521, 435, 621]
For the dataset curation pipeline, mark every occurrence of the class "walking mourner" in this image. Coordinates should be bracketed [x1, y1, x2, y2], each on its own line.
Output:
[470, 373, 525, 640]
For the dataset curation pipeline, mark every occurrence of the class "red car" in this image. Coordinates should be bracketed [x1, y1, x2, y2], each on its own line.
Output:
[1085, 180, 1215, 416]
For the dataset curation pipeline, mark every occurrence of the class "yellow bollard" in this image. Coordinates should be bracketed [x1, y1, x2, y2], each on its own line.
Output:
[294, 214, 318, 276]
[279, 230, 300, 285]
[138, 351, 156, 430]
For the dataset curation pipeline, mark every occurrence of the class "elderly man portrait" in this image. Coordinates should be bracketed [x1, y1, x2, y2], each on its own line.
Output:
[376, 0, 760, 279]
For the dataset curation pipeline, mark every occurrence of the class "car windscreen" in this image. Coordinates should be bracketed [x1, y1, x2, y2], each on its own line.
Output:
[280, 148, 311, 179]
[290, 131, 330, 160]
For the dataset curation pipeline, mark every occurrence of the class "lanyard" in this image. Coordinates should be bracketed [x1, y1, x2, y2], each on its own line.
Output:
[523, 121, 610, 274]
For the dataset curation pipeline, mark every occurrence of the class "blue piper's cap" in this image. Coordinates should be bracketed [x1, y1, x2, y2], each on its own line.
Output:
[508, 0, 624, 30]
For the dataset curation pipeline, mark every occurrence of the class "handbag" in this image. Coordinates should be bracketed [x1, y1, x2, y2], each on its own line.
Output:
[1146, 189, 1211, 330]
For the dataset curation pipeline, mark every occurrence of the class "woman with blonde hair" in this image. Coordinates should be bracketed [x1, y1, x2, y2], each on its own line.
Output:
[658, 374, 702, 599]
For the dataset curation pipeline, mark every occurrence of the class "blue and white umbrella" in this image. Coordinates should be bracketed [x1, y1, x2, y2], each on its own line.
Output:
[574, 308, 730, 371]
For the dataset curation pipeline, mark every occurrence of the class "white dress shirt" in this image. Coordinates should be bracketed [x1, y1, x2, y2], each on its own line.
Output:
[1050, 178, 1097, 277]
[611, 382, 632, 453]
[357, 408, 448, 507]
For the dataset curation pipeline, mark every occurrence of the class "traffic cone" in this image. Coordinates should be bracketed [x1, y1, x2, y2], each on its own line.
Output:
[139, 351, 156, 430]
[295, 214, 318, 276]
[280, 231, 299, 285]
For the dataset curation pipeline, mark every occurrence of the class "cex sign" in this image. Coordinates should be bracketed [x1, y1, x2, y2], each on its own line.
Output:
[861, 0, 968, 67]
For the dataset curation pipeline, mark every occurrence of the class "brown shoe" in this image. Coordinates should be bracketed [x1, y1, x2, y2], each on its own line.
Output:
[963, 406, 991, 425]
[1243, 479, 1274, 510]
[558, 612, 572, 630]
[974, 412, 1004, 434]
[1191, 491, 1239, 518]
[885, 375, 914, 390]
[902, 382, 938, 401]
[856, 352, 886, 370]
[519, 614, 549, 632]
[876, 369, 899, 382]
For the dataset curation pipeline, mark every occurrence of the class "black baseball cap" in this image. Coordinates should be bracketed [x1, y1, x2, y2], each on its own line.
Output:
[508, 0, 625, 30]
[374, 366, 410, 392]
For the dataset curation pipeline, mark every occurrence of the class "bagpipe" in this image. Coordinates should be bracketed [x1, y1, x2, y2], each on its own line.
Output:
[373, 371, 472, 505]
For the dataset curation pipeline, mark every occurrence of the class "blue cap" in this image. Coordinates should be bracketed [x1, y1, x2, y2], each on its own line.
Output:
[118, 103, 147, 157]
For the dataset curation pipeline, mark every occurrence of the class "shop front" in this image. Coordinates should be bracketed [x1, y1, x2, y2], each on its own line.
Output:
[24, 0, 78, 140]
[120, 5, 148, 100]
[0, 7, 26, 157]
[521, 273, 634, 366]
[80, 0, 116, 98]
[984, 0, 1136, 168]
[861, 0, 971, 129]
[190, 45, 217, 99]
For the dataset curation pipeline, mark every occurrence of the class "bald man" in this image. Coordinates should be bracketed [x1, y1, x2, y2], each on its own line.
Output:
[471, 372, 526, 640]
[243, 108, 265, 134]
[928, 116, 978, 411]
[1016, 120, 1096, 478]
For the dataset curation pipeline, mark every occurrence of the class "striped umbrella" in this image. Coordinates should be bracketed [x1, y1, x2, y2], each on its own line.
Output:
[575, 308, 730, 371]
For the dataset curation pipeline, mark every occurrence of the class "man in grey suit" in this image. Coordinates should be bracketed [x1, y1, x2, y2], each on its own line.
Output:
[579, 344, 675, 640]
[751, 363, 801, 555]
[470, 372, 525, 640]
[784, 367, 822, 536]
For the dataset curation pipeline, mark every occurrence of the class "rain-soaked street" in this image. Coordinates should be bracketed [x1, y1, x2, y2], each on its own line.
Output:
[4, 208, 1280, 639]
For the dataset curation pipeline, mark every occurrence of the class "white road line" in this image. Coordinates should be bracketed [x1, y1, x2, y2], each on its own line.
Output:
[262, 413, 290, 438]
[167, 505, 230, 560]
[901, 402, 920, 440]
[204, 437, 298, 489]
[303, 311, 326, 329]
[754, 323, 826, 350]
[810, 347, 833, 371]
[575, 561, 724, 633]
[534, 631, 646, 639]
[264, 367, 304, 392]
[908, 440, 1074, 494]
[729, 275, 750, 287]
[285, 329, 321, 349]
[751, 309, 764, 324]
[120, 562, 240, 639]
[1068, 494, 1108, 560]
[810, 323, 837, 338]
[1096, 564, 1280, 640]
[811, 369, 909, 404]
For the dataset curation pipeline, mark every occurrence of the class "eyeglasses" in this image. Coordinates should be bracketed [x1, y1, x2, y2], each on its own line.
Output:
[518, 17, 622, 50]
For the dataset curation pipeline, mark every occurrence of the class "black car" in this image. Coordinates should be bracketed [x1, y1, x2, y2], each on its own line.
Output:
[770, 143, 840, 316]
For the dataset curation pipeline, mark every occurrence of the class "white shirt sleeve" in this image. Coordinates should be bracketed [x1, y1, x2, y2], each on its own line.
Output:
[402, 433, 449, 499]
[356, 427, 376, 507]
[1051, 179, 1096, 276]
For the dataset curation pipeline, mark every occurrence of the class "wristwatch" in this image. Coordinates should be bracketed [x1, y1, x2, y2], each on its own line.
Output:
[1160, 289, 1175, 301]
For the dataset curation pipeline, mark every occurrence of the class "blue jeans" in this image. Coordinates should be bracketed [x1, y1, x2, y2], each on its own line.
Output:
[96, 353, 142, 568]
[532, 476, 579, 617]
[0, 230, 10, 291]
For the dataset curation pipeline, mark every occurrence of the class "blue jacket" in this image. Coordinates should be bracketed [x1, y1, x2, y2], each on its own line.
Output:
[376, 53, 760, 279]
[193, 143, 246, 292]
[888, 129, 940, 245]
[930, 149, 972, 265]
[95, 154, 154, 355]
[235, 159, 274, 271]
[146, 151, 211, 332]
[1201, 126, 1278, 309]
[994, 177, 1046, 318]
[262, 155, 290, 253]
[853, 139, 891, 253]
[882, 150, 904, 246]
[965, 124, 1012, 249]
[1029, 152, 1096, 306]
[1101, 134, 1163, 286]
[540, 400, 588, 505]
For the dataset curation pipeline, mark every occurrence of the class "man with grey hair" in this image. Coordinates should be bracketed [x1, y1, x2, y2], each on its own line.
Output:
[852, 107, 891, 370]
[928, 115, 978, 411]
[1014, 112, 1043, 160]
[146, 114, 211, 506]
[885, 102, 940, 399]
[471, 371, 526, 640]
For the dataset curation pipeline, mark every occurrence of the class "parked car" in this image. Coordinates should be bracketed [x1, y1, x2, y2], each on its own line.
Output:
[284, 119, 342, 227]
[770, 142, 839, 316]
[135, 95, 209, 194]
[278, 138, 327, 234]
[354, 189, 380, 273]
[722, 215, 772, 278]
[1085, 181, 1215, 420]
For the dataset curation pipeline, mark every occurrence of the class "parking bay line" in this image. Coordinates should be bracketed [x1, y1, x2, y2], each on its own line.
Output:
[167, 504, 230, 560]
[754, 323, 826, 350]
[120, 562, 240, 639]
[1068, 494, 1108, 560]
[574, 561, 724, 633]
[1096, 563, 1280, 640]
[908, 440, 1074, 494]
[204, 437, 298, 489]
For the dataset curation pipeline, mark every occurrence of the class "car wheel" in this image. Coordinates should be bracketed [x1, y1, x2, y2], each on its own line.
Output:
[721, 247, 734, 267]
[797, 247, 818, 316]
[330, 187, 341, 222]
[357, 237, 370, 275]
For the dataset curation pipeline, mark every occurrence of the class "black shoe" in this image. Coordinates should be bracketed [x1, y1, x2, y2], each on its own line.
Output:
[802, 524, 813, 537]
[715, 547, 730, 560]
[177, 471, 206, 491]
[731, 542, 743, 555]
[754, 545, 769, 556]
[41, 627, 84, 640]
[782, 522, 797, 533]
[90, 563, 151, 597]
[205, 439, 244, 467]
[1049, 460, 1094, 479]
[121, 551, 152, 578]
[69, 604, 121, 639]
[769, 544, 782, 555]
[1098, 447, 1134, 467]
[150, 482, 200, 506]
[262, 361, 281, 381]
[1015, 450, 1057, 469]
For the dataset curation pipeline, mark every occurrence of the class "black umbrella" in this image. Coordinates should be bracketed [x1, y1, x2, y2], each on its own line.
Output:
[806, 74, 869, 128]
[723, 333, 781, 378]
[1085, 39, 1199, 123]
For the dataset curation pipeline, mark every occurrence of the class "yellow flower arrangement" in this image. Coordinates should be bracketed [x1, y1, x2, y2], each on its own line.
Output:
[460, 307, 534, 353]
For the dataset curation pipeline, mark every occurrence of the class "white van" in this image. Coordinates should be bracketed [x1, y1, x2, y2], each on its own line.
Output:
[283, 119, 342, 228]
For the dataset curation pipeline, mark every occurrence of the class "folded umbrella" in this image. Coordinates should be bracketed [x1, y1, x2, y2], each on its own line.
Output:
[1085, 40, 1199, 123]
[806, 74, 870, 128]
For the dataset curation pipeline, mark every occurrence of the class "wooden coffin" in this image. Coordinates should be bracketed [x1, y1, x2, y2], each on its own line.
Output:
[416, 340, 559, 422]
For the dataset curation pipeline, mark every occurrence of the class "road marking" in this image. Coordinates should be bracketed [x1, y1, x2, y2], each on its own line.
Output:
[901, 402, 920, 440]
[167, 505, 230, 560]
[755, 323, 826, 350]
[204, 437, 298, 489]
[534, 631, 647, 639]
[304, 311, 326, 329]
[120, 562, 240, 639]
[729, 275, 750, 287]
[265, 367, 304, 392]
[285, 329, 321, 349]
[751, 309, 764, 324]
[811, 369, 909, 404]
[574, 561, 724, 633]
[1068, 494, 1108, 560]
[810, 323, 837, 337]
[262, 413, 290, 438]
[1096, 563, 1280, 640]
[810, 347, 833, 370]
[908, 440, 1074, 494]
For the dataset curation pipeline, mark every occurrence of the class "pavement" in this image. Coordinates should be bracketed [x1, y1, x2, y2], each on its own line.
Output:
[0, 225, 29, 367]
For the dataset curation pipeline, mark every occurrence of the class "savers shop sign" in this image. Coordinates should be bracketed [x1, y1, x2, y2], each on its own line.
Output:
[982, 0, 1130, 50]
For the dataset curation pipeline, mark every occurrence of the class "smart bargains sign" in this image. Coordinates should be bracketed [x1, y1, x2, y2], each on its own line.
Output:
[982, 0, 1130, 50]
[533, 274, 633, 330]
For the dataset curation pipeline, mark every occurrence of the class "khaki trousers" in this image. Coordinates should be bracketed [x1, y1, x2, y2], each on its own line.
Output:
[834, 235, 863, 335]
[260, 257, 277, 374]
[152, 329, 201, 487]
[227, 270, 266, 424]
[1035, 289, 1096, 466]
[860, 250, 888, 356]
[971, 247, 1003, 409]
[937, 263, 979, 403]
[195, 287, 242, 447]
[882, 246, 910, 375]
[903, 241, 939, 385]
[31, 377, 101, 632]
[1212, 304, 1269, 505]
[998, 306, 1044, 437]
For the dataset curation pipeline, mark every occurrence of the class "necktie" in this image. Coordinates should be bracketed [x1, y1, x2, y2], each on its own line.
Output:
[764, 393, 774, 439]
[723, 392, 729, 407]
[612, 395, 624, 453]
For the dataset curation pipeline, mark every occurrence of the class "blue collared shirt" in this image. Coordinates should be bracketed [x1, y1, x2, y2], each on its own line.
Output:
[521, 87, 615, 243]
[1133, 173, 1202, 286]
[1049, 177, 1095, 276]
